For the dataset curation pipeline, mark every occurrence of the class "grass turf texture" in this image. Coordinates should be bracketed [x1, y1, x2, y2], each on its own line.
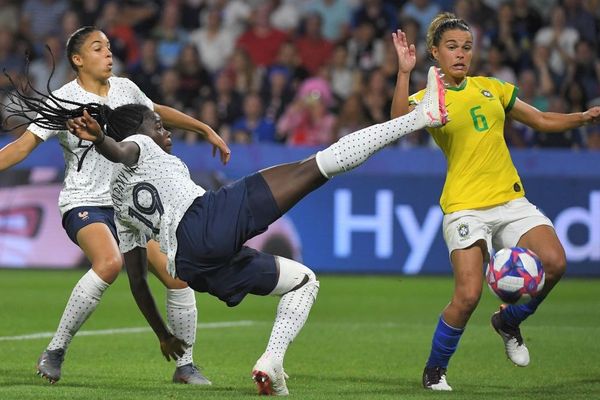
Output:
[0, 269, 598, 399]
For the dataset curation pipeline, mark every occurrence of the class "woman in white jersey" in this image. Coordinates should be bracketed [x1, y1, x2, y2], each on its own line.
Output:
[0, 26, 230, 385]
[39, 66, 448, 395]
[390, 14, 600, 391]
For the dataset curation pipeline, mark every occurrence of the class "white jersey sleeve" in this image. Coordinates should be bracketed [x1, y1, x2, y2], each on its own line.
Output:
[111, 135, 206, 277]
[25, 77, 154, 215]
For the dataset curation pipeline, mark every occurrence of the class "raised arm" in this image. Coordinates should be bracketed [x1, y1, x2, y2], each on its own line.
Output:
[123, 246, 188, 361]
[0, 130, 42, 171]
[390, 30, 416, 118]
[153, 103, 231, 165]
[66, 109, 140, 166]
[509, 99, 600, 132]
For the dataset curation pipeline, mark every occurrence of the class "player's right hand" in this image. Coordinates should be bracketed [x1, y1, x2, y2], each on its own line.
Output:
[392, 29, 416, 74]
[160, 335, 189, 361]
[66, 109, 102, 142]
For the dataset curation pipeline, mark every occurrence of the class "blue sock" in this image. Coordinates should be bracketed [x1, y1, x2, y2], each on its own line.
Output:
[426, 316, 464, 369]
[501, 294, 547, 327]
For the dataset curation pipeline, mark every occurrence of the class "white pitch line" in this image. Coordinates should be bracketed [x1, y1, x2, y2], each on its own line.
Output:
[0, 320, 257, 342]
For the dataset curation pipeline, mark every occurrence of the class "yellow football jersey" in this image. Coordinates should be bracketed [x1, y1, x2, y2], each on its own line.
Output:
[409, 76, 523, 214]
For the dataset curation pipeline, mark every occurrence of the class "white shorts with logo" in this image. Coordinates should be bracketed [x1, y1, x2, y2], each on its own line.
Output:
[442, 197, 554, 261]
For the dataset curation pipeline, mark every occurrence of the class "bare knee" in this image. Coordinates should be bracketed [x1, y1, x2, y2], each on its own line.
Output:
[540, 250, 567, 283]
[452, 288, 482, 316]
[92, 256, 123, 283]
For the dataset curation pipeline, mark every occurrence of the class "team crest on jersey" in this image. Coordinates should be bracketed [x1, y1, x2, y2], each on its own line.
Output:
[78, 211, 89, 221]
[481, 89, 493, 98]
[457, 223, 470, 238]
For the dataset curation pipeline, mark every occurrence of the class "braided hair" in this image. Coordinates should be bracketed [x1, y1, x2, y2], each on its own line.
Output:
[2, 48, 153, 142]
[2, 48, 155, 170]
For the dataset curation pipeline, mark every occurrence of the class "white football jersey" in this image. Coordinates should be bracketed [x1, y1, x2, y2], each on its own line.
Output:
[27, 77, 154, 215]
[112, 135, 206, 277]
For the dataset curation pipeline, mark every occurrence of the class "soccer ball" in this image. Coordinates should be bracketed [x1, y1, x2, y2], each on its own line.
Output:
[486, 247, 545, 304]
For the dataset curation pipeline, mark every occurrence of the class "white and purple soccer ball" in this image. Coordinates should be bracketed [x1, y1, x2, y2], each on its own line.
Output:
[486, 247, 545, 304]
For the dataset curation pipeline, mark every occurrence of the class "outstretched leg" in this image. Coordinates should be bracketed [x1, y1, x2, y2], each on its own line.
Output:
[260, 66, 447, 214]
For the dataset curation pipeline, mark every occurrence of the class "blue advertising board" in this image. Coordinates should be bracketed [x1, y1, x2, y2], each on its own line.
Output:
[1, 138, 599, 275]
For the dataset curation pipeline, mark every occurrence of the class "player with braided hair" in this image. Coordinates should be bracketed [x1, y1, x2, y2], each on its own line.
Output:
[0, 26, 229, 385]
[46, 64, 447, 394]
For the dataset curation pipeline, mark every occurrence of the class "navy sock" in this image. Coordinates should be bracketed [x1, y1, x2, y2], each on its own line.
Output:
[426, 316, 464, 369]
[501, 294, 546, 327]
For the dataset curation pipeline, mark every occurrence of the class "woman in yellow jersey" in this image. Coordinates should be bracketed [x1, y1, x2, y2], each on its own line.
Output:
[390, 13, 600, 391]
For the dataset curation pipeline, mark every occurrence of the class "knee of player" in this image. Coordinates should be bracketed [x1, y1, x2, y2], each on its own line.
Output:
[274, 256, 319, 295]
[93, 255, 123, 282]
[540, 250, 567, 279]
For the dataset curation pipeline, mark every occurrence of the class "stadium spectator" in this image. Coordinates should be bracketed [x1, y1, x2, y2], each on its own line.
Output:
[534, 5, 579, 81]
[127, 38, 165, 102]
[305, 0, 353, 43]
[211, 69, 244, 127]
[346, 21, 385, 71]
[562, 0, 597, 46]
[231, 92, 278, 143]
[0, 26, 229, 385]
[150, 2, 188, 68]
[326, 44, 362, 101]
[333, 92, 371, 139]
[19, 0, 70, 54]
[362, 68, 393, 124]
[277, 77, 337, 146]
[61, 65, 446, 394]
[97, 1, 140, 67]
[269, 0, 302, 34]
[351, 0, 399, 40]
[0, 28, 25, 93]
[390, 14, 600, 391]
[479, 43, 517, 85]
[401, 0, 440, 41]
[0, 0, 20, 34]
[483, 2, 530, 72]
[260, 66, 295, 122]
[568, 40, 600, 105]
[267, 41, 310, 91]
[172, 44, 212, 109]
[188, 7, 236, 75]
[295, 12, 334, 76]
[236, 3, 289, 67]
[28, 34, 73, 93]
[223, 47, 264, 96]
[512, 0, 544, 41]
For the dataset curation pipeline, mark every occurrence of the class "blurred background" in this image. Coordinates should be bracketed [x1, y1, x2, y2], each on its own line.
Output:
[0, 0, 599, 276]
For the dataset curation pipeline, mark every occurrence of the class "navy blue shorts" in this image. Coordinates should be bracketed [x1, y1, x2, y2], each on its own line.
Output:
[62, 206, 117, 245]
[175, 173, 282, 307]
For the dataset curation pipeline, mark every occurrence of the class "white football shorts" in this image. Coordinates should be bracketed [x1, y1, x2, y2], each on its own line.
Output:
[442, 197, 554, 260]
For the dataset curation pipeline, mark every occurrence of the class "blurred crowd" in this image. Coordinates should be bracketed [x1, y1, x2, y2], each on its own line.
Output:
[1, 0, 600, 149]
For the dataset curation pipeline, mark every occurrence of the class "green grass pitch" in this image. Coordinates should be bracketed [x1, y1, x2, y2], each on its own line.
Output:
[0, 269, 599, 399]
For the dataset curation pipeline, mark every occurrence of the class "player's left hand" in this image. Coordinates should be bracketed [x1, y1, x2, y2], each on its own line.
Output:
[160, 335, 189, 361]
[584, 106, 600, 125]
[206, 129, 231, 165]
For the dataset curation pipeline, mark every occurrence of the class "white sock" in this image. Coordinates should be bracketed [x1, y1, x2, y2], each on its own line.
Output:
[47, 269, 109, 351]
[167, 287, 197, 367]
[316, 110, 422, 178]
[264, 277, 319, 366]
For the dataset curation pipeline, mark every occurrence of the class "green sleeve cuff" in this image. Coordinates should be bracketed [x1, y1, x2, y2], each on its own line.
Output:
[505, 86, 519, 112]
